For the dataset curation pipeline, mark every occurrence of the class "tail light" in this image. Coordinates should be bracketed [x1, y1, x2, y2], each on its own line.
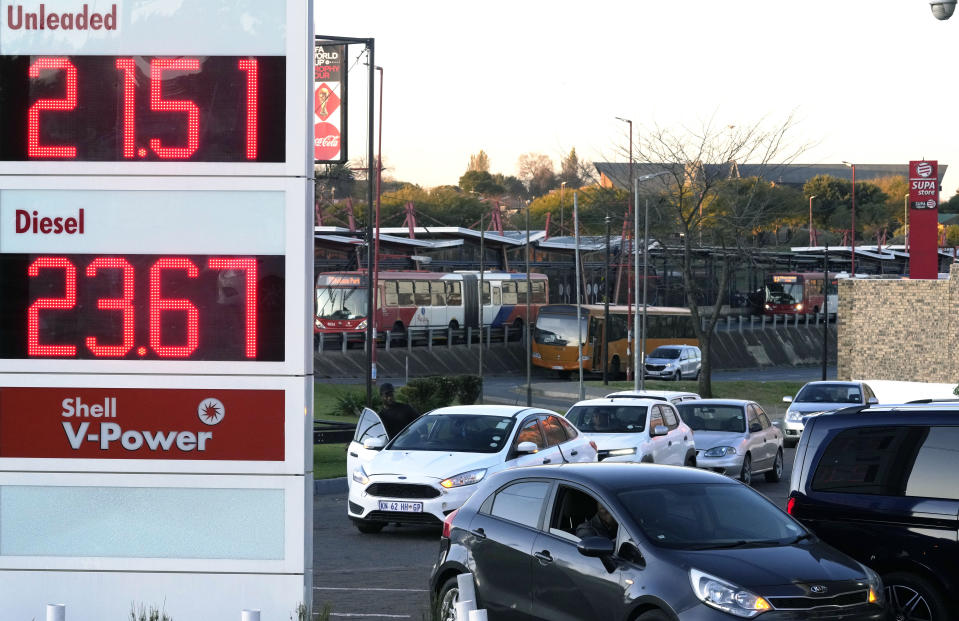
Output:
[786, 497, 795, 515]
[442, 509, 459, 538]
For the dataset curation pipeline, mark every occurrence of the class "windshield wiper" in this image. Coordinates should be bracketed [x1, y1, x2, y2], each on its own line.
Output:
[788, 533, 813, 544]
[689, 539, 784, 550]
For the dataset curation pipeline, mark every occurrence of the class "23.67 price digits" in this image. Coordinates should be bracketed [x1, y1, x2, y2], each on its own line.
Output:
[0, 254, 286, 362]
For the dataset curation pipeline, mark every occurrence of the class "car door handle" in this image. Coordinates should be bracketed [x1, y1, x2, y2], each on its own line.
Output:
[542, 458, 552, 464]
[667, 441, 672, 446]
[534, 550, 553, 563]
[570, 450, 578, 456]
[349, 452, 359, 457]
[470, 528, 486, 540]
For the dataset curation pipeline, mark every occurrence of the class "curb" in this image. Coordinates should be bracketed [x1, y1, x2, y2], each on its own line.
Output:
[314, 477, 348, 495]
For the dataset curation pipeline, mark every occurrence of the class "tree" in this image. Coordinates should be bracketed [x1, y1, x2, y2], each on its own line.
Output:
[468, 150, 490, 173]
[458, 170, 504, 195]
[516, 153, 557, 197]
[559, 148, 582, 188]
[940, 190, 959, 214]
[639, 115, 809, 397]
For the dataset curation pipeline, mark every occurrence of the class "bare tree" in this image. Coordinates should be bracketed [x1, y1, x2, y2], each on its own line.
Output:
[637, 114, 809, 396]
[516, 152, 557, 197]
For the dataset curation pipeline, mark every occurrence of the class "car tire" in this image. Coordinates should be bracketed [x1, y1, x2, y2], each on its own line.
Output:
[694, 368, 701, 380]
[884, 572, 950, 621]
[739, 454, 752, 486]
[434, 575, 460, 621]
[684, 452, 697, 468]
[636, 610, 672, 621]
[673, 370, 681, 382]
[352, 519, 385, 534]
[765, 449, 783, 483]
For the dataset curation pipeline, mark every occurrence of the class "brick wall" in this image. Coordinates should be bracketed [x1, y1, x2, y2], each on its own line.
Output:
[837, 263, 959, 382]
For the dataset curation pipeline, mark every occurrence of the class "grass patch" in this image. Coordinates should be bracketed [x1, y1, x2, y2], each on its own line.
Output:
[591, 379, 805, 415]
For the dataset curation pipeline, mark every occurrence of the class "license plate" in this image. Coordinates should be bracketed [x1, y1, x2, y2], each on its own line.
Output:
[378, 500, 423, 512]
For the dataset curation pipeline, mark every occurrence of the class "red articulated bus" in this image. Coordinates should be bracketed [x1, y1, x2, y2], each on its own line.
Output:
[763, 272, 837, 315]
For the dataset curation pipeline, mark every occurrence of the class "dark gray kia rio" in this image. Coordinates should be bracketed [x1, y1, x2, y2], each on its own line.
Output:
[430, 463, 888, 621]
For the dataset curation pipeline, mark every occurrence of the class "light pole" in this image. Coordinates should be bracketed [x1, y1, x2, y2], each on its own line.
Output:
[808, 195, 816, 247]
[371, 65, 384, 389]
[904, 193, 910, 253]
[615, 116, 634, 381]
[842, 161, 856, 276]
[525, 199, 532, 407]
[636, 171, 670, 390]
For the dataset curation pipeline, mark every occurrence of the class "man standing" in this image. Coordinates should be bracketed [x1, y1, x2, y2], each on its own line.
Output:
[378, 383, 420, 439]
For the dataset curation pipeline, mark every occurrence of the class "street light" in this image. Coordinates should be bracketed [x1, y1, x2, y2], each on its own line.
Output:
[615, 116, 634, 381]
[525, 199, 532, 407]
[635, 171, 670, 390]
[842, 161, 856, 276]
[808, 195, 816, 247]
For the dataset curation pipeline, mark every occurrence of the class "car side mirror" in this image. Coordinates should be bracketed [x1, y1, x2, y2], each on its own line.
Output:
[577, 536, 615, 558]
[363, 437, 386, 450]
[782, 396, 793, 403]
[618, 540, 646, 568]
[516, 441, 539, 454]
[650, 424, 668, 437]
[867, 397, 878, 405]
[749, 423, 762, 434]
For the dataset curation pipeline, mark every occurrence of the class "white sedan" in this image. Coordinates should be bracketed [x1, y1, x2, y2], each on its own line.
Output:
[347, 405, 597, 533]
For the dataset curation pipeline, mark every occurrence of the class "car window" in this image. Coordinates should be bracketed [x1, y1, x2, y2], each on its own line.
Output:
[812, 426, 959, 500]
[757, 408, 772, 429]
[353, 409, 387, 444]
[648, 406, 665, 430]
[489, 481, 551, 528]
[390, 414, 515, 453]
[515, 417, 547, 450]
[548, 485, 617, 542]
[676, 404, 745, 433]
[565, 405, 647, 433]
[795, 383, 863, 404]
[746, 408, 762, 433]
[541, 415, 568, 447]
[650, 347, 680, 359]
[557, 416, 579, 439]
[661, 405, 679, 430]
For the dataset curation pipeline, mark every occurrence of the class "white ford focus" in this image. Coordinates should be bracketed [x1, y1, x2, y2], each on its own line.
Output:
[347, 405, 597, 534]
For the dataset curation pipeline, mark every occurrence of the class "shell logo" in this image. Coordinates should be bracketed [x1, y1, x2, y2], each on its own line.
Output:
[917, 162, 933, 178]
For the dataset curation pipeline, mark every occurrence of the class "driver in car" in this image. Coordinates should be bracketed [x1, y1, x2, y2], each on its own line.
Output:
[576, 504, 618, 541]
[591, 410, 618, 432]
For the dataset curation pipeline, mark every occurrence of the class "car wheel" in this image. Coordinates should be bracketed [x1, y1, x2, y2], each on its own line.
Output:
[352, 519, 385, 534]
[434, 575, 460, 621]
[765, 449, 783, 483]
[884, 572, 949, 621]
[673, 370, 682, 382]
[739, 454, 752, 486]
[636, 610, 672, 621]
[694, 368, 701, 380]
[684, 452, 697, 468]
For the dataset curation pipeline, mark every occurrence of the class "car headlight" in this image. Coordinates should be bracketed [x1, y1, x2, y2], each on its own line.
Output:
[356, 320, 367, 330]
[862, 564, 883, 605]
[703, 446, 737, 457]
[440, 468, 487, 489]
[690, 569, 771, 618]
[606, 448, 637, 457]
[352, 465, 369, 486]
[315, 319, 324, 328]
[764, 304, 771, 310]
[786, 410, 803, 422]
[795, 303, 803, 311]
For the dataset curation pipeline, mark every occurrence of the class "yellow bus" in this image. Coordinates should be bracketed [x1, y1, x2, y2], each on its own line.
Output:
[532, 304, 697, 377]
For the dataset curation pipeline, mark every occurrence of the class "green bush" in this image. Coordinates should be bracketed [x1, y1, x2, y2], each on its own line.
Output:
[395, 375, 483, 413]
[331, 390, 382, 417]
[455, 375, 483, 405]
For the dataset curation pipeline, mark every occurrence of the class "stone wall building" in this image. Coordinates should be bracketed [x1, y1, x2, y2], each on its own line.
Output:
[838, 263, 959, 383]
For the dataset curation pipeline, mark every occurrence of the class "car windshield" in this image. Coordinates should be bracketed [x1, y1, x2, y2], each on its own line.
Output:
[649, 347, 680, 359]
[565, 405, 647, 433]
[794, 383, 862, 404]
[619, 483, 807, 550]
[534, 314, 587, 346]
[676, 405, 745, 433]
[389, 414, 515, 453]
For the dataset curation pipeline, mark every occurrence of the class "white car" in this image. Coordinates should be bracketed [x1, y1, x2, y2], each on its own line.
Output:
[347, 405, 597, 534]
[564, 397, 697, 466]
[675, 399, 785, 485]
[604, 390, 701, 406]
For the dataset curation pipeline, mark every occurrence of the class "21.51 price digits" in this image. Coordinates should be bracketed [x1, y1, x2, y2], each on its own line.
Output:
[8, 254, 286, 361]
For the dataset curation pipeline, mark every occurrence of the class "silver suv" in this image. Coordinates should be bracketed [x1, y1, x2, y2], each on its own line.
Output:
[644, 344, 701, 381]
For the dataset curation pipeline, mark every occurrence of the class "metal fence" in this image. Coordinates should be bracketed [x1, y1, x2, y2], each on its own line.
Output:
[315, 324, 526, 353]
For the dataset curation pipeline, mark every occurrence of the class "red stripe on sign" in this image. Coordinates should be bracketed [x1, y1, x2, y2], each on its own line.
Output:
[0, 387, 284, 461]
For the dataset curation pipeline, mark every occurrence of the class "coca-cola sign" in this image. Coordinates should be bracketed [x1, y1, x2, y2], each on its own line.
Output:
[314, 122, 341, 160]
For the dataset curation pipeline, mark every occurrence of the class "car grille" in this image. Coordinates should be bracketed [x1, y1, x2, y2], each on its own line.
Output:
[645, 364, 665, 371]
[363, 510, 442, 525]
[365, 483, 440, 499]
[767, 589, 869, 610]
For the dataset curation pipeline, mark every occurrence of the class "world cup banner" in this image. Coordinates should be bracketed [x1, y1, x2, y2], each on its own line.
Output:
[314, 43, 346, 163]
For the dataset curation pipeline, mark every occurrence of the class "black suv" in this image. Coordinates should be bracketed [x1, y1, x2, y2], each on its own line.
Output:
[788, 405, 959, 621]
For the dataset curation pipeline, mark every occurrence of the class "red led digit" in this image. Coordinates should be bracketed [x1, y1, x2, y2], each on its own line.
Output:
[115, 58, 137, 159]
[149, 257, 199, 357]
[148, 58, 200, 159]
[209, 257, 258, 358]
[27, 57, 78, 159]
[85, 257, 135, 357]
[27, 257, 77, 356]
[238, 59, 258, 160]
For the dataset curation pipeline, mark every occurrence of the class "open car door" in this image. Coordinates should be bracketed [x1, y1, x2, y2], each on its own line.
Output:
[346, 408, 388, 489]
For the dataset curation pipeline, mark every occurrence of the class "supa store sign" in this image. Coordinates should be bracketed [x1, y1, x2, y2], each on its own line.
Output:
[0, 387, 284, 460]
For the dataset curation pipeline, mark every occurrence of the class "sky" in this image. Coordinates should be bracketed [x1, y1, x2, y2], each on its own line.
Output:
[316, 0, 959, 196]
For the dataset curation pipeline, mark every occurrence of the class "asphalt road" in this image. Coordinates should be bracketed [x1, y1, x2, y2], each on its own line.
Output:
[312, 449, 795, 620]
